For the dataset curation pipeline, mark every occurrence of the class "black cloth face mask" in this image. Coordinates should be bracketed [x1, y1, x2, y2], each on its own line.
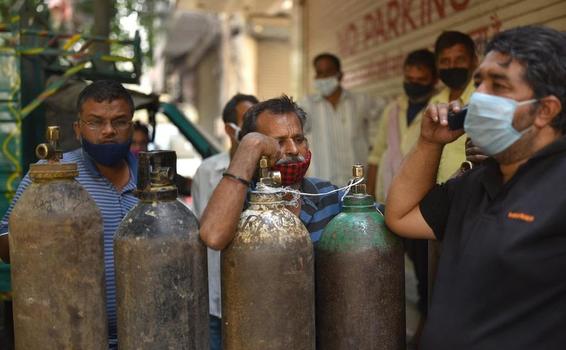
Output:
[403, 82, 435, 100]
[439, 68, 470, 89]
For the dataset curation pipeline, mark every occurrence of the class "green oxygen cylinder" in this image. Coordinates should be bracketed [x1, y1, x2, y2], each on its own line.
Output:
[316, 164, 405, 350]
[114, 150, 208, 349]
[9, 126, 107, 350]
[222, 156, 315, 350]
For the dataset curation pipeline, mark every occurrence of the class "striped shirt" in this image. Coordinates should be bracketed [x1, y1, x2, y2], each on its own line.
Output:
[0, 148, 138, 348]
[299, 90, 383, 187]
[299, 177, 342, 242]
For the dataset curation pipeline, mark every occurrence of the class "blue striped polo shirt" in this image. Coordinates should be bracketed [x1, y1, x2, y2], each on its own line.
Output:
[0, 148, 138, 348]
[299, 177, 342, 242]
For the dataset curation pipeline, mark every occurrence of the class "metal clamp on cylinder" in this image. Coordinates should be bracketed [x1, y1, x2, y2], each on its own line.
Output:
[136, 150, 178, 201]
[258, 156, 281, 187]
[150, 166, 174, 187]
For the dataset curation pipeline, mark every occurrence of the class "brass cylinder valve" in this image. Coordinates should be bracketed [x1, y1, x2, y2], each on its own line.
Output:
[35, 126, 62, 162]
[351, 164, 367, 195]
[258, 156, 281, 187]
[29, 125, 78, 181]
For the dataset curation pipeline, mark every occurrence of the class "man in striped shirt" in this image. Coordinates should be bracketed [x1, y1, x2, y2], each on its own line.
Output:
[0, 80, 138, 349]
[199, 95, 342, 251]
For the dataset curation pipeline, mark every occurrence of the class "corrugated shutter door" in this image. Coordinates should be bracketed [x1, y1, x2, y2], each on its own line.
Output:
[304, 0, 566, 97]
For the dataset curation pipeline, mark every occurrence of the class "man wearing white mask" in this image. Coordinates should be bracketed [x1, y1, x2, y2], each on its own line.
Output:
[299, 53, 383, 186]
[385, 26, 566, 349]
[191, 93, 258, 350]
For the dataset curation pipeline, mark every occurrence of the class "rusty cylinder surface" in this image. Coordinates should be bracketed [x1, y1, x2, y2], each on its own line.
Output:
[9, 176, 107, 350]
[222, 192, 315, 350]
[114, 199, 209, 350]
[316, 194, 405, 350]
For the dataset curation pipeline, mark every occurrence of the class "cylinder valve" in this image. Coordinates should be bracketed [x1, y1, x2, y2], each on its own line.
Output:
[35, 126, 62, 162]
[258, 155, 282, 187]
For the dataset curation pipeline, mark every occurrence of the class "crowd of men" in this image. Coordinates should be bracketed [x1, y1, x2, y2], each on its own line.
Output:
[1, 25, 566, 350]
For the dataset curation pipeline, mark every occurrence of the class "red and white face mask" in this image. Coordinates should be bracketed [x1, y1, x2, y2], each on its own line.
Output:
[273, 150, 312, 186]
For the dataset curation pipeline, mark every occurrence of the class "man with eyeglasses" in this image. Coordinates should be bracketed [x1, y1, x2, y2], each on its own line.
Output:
[0, 79, 138, 349]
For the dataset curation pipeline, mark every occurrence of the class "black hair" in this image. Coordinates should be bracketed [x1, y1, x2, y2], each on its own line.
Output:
[486, 26, 566, 133]
[434, 31, 476, 60]
[239, 95, 307, 140]
[77, 80, 134, 116]
[133, 120, 149, 138]
[222, 93, 259, 124]
[313, 53, 341, 72]
[404, 49, 437, 78]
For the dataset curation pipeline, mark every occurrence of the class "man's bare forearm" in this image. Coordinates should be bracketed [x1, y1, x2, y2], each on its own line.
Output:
[199, 134, 278, 250]
[199, 151, 258, 250]
[385, 138, 443, 238]
[199, 177, 249, 250]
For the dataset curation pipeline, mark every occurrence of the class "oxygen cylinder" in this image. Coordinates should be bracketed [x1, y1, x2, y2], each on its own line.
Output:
[114, 150, 208, 349]
[9, 126, 107, 350]
[316, 164, 405, 350]
[222, 157, 315, 350]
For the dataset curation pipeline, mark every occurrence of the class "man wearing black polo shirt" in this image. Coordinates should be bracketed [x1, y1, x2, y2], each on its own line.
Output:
[385, 26, 566, 350]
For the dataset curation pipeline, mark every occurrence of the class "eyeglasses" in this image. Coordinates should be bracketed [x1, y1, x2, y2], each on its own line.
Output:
[80, 119, 132, 132]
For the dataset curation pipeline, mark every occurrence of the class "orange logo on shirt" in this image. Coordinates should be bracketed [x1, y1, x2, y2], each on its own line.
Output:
[507, 212, 535, 223]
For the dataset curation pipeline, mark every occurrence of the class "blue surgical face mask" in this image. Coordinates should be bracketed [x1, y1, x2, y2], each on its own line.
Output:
[81, 138, 132, 166]
[464, 92, 537, 156]
[314, 76, 339, 97]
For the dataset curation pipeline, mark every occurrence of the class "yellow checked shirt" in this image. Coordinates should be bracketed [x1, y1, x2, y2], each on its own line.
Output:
[368, 95, 423, 203]
[429, 79, 475, 183]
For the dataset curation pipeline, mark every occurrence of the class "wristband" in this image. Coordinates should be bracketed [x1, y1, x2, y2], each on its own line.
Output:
[222, 172, 251, 187]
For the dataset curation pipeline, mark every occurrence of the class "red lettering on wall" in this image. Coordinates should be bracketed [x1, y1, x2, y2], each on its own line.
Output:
[401, 0, 417, 32]
[451, 0, 470, 11]
[338, 23, 359, 56]
[375, 8, 387, 42]
[337, 0, 471, 57]
[431, 0, 446, 19]
[420, 0, 428, 27]
[362, 13, 374, 51]
[331, 1, 502, 89]
[387, 0, 400, 38]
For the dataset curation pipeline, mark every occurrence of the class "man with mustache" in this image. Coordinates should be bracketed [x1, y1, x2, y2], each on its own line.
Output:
[200, 95, 342, 250]
[0, 80, 138, 349]
[386, 26, 566, 349]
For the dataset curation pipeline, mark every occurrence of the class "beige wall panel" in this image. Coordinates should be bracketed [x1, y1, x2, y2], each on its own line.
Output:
[303, 0, 566, 98]
[257, 39, 292, 101]
[196, 45, 222, 136]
